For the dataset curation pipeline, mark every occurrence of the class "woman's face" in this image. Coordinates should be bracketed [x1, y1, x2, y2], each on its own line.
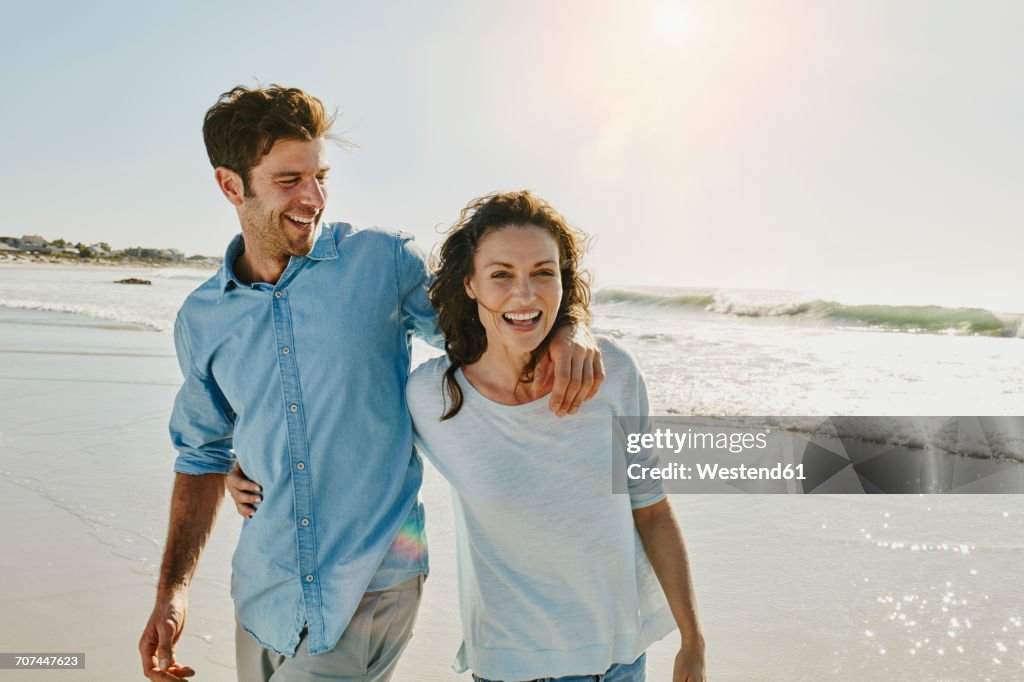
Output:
[465, 225, 563, 358]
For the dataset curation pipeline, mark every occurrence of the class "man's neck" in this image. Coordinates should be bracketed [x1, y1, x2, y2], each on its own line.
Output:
[233, 249, 290, 286]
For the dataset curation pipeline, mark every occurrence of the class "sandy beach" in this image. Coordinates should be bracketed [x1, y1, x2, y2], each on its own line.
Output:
[2, 305, 1023, 681]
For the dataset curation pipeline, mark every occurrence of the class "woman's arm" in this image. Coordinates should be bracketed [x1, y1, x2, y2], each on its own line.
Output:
[226, 463, 262, 518]
[633, 499, 706, 682]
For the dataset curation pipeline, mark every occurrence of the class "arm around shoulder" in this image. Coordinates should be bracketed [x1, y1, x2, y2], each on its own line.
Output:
[396, 233, 444, 348]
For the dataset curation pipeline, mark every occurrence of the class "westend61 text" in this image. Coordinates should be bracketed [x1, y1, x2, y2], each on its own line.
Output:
[625, 427, 768, 455]
[627, 462, 806, 481]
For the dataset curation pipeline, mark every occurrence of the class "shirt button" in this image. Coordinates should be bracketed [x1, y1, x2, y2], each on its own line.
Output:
[282, 346, 290, 355]
[301, 518, 310, 527]
[289, 404, 298, 412]
[274, 291, 283, 299]
[305, 574, 314, 583]
[296, 462, 305, 471]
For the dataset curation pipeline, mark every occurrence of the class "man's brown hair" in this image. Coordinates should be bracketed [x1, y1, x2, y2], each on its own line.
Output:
[202, 85, 340, 195]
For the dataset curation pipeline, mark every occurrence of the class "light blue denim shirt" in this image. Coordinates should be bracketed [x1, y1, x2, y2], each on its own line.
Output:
[169, 222, 442, 656]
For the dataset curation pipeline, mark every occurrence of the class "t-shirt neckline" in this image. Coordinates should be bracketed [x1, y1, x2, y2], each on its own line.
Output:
[455, 365, 553, 413]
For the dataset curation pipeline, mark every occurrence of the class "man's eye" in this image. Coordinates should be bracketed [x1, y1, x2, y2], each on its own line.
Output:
[280, 179, 299, 186]
[317, 176, 329, 184]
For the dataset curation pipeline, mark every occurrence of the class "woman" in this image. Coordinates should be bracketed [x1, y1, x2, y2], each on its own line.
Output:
[231, 191, 706, 681]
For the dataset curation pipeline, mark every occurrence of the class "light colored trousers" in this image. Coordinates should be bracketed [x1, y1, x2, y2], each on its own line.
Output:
[235, 575, 423, 682]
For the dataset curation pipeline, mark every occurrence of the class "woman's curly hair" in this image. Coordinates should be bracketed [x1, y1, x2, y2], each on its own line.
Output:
[429, 190, 592, 420]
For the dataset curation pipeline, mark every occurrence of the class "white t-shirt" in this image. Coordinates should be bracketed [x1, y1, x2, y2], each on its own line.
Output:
[406, 337, 675, 680]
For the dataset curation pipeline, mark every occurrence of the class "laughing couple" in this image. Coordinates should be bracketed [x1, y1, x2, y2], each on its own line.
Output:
[138, 85, 705, 682]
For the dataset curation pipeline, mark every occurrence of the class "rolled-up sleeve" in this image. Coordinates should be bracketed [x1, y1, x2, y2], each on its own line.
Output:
[169, 314, 236, 475]
[396, 233, 444, 349]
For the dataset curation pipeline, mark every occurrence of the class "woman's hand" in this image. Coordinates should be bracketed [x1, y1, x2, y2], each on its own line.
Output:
[673, 637, 706, 682]
[227, 463, 262, 518]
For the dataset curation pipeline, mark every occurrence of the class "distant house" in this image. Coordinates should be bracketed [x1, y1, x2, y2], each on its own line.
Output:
[122, 247, 185, 262]
[0, 242, 19, 252]
[88, 243, 112, 258]
[18, 236, 49, 252]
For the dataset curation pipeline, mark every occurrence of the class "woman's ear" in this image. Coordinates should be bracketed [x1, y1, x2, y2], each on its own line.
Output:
[464, 277, 476, 300]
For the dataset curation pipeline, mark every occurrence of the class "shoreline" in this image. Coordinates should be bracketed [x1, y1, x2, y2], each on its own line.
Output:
[0, 254, 219, 269]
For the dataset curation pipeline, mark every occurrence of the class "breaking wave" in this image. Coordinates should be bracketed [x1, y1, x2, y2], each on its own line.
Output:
[595, 288, 1023, 338]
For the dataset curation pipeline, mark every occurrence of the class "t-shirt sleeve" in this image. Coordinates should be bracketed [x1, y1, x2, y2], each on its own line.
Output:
[624, 354, 666, 510]
[396, 233, 444, 349]
[168, 314, 237, 475]
[406, 360, 451, 472]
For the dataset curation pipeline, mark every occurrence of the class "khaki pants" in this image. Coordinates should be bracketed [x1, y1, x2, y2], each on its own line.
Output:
[235, 575, 423, 682]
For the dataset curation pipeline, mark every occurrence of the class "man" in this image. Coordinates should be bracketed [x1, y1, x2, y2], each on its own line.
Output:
[138, 85, 603, 681]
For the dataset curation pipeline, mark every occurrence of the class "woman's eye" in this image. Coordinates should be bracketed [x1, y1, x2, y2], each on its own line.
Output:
[491, 272, 511, 279]
[535, 270, 556, 278]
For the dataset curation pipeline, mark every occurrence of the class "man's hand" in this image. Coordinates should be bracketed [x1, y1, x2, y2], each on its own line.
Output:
[673, 639, 706, 682]
[227, 463, 262, 518]
[139, 591, 194, 680]
[141, 472, 225, 680]
[543, 325, 604, 416]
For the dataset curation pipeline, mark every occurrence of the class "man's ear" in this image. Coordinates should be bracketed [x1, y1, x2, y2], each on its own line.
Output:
[464, 277, 476, 300]
[214, 167, 246, 207]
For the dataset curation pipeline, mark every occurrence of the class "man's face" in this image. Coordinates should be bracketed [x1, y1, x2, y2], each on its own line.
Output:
[238, 138, 330, 258]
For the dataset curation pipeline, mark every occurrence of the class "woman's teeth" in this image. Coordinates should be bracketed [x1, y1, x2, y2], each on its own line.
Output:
[502, 311, 540, 324]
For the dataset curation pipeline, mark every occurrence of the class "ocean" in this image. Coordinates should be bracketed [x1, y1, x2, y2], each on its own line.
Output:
[2, 262, 1022, 457]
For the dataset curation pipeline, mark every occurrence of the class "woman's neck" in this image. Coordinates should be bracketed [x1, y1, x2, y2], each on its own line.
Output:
[462, 345, 553, 406]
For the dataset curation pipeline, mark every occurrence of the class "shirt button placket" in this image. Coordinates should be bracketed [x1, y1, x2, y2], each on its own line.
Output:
[272, 285, 319, 626]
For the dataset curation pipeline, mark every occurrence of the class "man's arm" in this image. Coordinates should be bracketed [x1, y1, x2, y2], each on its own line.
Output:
[396, 234, 446, 349]
[542, 324, 604, 416]
[139, 473, 225, 680]
[140, 314, 236, 679]
[633, 499, 706, 682]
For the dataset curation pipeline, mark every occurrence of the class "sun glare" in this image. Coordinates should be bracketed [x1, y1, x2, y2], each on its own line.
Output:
[656, 3, 696, 42]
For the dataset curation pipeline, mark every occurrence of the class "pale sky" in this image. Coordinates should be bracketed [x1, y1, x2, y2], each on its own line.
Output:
[2, 0, 1021, 310]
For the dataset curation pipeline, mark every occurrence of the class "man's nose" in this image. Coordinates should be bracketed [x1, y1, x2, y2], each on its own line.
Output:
[299, 177, 326, 209]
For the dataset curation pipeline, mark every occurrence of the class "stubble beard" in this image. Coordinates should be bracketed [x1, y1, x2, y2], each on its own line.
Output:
[241, 196, 317, 260]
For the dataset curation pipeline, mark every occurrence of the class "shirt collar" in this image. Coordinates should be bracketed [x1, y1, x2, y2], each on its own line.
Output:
[306, 222, 339, 261]
[218, 224, 338, 299]
[219, 233, 247, 296]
